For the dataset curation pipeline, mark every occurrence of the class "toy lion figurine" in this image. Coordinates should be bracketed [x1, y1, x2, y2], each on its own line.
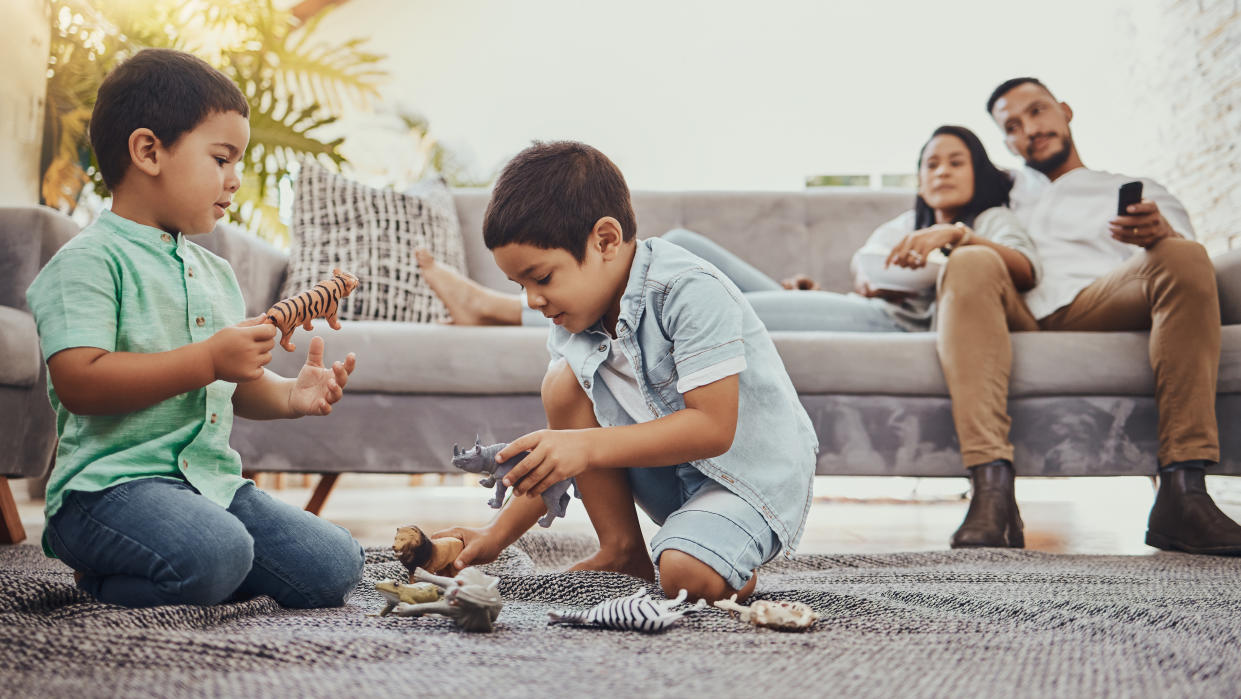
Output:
[394, 524, 464, 579]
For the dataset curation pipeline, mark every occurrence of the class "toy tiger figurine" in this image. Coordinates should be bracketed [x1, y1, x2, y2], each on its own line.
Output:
[265, 268, 359, 352]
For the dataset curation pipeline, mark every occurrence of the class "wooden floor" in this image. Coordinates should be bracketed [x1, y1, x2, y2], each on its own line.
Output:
[12, 474, 1241, 557]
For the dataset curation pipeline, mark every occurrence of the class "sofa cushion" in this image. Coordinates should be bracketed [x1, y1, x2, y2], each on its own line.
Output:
[0, 306, 40, 388]
[263, 322, 1241, 397]
[283, 163, 466, 323]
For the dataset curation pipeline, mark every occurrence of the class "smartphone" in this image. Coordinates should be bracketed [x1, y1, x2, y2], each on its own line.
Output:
[1117, 181, 1143, 216]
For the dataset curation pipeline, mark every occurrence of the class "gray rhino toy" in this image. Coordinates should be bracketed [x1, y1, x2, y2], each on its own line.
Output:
[451, 438, 577, 527]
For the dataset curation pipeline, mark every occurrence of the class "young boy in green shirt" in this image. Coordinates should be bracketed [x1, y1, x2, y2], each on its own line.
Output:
[26, 48, 364, 608]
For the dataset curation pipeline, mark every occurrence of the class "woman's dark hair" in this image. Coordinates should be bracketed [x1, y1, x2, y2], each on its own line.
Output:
[913, 125, 1013, 229]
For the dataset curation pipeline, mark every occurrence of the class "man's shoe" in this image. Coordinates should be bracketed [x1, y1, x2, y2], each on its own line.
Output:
[950, 460, 1024, 549]
[1146, 467, 1241, 555]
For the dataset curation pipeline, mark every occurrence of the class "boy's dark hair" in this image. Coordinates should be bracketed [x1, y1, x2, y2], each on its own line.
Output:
[985, 76, 1053, 115]
[913, 125, 1013, 230]
[90, 48, 249, 191]
[483, 141, 636, 261]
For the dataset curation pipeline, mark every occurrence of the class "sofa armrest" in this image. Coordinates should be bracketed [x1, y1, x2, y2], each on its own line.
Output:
[1215, 249, 1241, 325]
[195, 221, 290, 317]
[0, 206, 79, 313]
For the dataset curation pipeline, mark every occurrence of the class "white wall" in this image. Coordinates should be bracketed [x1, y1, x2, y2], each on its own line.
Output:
[0, 0, 50, 206]
[319, 0, 1167, 191]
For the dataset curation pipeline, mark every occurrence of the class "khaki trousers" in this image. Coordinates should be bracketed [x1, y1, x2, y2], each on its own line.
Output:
[935, 238, 1220, 469]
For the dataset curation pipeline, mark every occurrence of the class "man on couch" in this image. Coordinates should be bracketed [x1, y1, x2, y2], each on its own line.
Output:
[936, 76, 1241, 554]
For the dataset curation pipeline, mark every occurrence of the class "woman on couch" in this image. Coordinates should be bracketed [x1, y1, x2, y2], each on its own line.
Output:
[417, 125, 1039, 331]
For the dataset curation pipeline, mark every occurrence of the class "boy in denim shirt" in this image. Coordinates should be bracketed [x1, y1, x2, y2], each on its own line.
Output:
[438, 142, 817, 602]
[26, 49, 363, 608]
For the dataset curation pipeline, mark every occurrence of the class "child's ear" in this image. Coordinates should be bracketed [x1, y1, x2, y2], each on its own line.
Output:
[592, 217, 624, 261]
[128, 128, 162, 177]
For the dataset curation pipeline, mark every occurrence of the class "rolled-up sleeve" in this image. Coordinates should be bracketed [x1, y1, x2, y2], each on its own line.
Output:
[662, 271, 747, 392]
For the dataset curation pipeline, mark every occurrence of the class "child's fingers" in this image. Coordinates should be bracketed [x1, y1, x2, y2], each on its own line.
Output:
[496, 432, 540, 463]
[304, 336, 326, 368]
[502, 450, 543, 490]
[246, 323, 278, 340]
[238, 315, 269, 327]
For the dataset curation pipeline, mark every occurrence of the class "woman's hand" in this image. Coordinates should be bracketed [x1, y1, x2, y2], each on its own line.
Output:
[885, 223, 966, 269]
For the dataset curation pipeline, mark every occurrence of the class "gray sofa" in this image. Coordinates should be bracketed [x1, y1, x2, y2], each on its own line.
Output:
[4, 193, 1241, 524]
[1, 207, 78, 542]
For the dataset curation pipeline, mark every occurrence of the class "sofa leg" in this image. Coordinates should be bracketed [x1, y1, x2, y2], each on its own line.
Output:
[305, 474, 340, 515]
[1, 478, 27, 545]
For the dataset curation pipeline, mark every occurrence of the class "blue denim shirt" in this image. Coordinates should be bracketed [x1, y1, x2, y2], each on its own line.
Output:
[547, 237, 818, 552]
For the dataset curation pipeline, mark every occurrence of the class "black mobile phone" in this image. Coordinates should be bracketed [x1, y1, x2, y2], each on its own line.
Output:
[1118, 181, 1143, 216]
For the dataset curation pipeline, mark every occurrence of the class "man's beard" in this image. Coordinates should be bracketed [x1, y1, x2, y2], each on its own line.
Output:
[1025, 134, 1073, 175]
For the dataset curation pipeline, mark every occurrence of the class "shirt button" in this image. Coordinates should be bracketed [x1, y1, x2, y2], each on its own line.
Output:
[597, 343, 607, 352]
[582, 379, 591, 389]
[196, 316, 206, 327]
[161, 233, 173, 243]
[181, 459, 189, 470]
[187, 268, 195, 278]
[210, 413, 218, 424]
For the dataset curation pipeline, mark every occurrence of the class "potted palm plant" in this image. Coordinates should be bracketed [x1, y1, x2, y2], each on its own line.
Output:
[41, 0, 385, 245]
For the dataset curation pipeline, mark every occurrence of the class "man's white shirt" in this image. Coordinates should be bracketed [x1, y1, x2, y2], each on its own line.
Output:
[1009, 167, 1195, 320]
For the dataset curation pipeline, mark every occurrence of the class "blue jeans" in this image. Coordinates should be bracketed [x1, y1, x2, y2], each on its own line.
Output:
[45, 478, 364, 608]
[520, 229, 908, 332]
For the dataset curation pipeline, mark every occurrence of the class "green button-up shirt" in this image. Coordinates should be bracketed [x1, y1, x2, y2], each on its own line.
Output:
[27, 209, 249, 556]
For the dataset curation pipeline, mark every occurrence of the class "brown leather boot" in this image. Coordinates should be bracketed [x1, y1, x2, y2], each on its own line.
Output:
[950, 460, 1024, 549]
[1146, 467, 1241, 555]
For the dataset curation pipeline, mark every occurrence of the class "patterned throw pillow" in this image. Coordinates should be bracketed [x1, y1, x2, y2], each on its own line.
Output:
[283, 161, 466, 323]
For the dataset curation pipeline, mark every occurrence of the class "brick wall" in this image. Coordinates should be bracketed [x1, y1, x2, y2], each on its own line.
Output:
[1125, 1, 1241, 253]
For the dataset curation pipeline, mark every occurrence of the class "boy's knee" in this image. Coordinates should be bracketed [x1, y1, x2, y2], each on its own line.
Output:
[541, 359, 590, 423]
[289, 536, 365, 609]
[161, 527, 255, 605]
[658, 549, 731, 603]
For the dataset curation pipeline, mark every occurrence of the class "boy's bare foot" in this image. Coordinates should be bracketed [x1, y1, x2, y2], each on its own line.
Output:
[414, 248, 523, 326]
[568, 548, 656, 582]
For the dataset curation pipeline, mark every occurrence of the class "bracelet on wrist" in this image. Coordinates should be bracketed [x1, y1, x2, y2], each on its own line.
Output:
[940, 222, 973, 256]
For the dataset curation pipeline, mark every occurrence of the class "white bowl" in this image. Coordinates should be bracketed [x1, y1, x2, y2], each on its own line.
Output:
[855, 250, 942, 292]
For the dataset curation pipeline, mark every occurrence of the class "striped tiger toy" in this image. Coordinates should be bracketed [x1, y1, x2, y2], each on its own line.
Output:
[264, 268, 359, 352]
[548, 587, 706, 633]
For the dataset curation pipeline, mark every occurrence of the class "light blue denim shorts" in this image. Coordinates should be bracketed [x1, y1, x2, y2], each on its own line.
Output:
[628, 464, 780, 591]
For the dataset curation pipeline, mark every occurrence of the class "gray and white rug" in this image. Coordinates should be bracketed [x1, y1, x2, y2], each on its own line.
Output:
[3, 531, 1241, 698]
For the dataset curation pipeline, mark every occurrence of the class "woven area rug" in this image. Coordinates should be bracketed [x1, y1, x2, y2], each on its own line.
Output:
[4, 531, 1241, 698]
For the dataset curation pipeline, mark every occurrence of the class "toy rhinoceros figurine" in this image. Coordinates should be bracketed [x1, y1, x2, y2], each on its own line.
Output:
[451, 438, 577, 527]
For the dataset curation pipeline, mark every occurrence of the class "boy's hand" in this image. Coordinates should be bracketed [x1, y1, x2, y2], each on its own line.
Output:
[496, 429, 593, 497]
[289, 336, 357, 416]
[206, 316, 277, 382]
[431, 526, 502, 570]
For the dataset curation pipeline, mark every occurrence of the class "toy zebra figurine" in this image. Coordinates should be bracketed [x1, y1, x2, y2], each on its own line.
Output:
[451, 438, 577, 527]
[264, 268, 359, 352]
[548, 587, 706, 633]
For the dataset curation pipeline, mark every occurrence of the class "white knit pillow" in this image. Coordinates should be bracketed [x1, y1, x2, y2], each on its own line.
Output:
[283, 162, 466, 323]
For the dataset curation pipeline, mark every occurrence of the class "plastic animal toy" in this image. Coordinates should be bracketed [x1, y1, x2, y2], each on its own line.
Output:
[373, 579, 442, 616]
[452, 438, 577, 527]
[713, 594, 820, 631]
[393, 524, 464, 578]
[548, 588, 706, 633]
[264, 268, 359, 351]
[386, 566, 504, 632]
